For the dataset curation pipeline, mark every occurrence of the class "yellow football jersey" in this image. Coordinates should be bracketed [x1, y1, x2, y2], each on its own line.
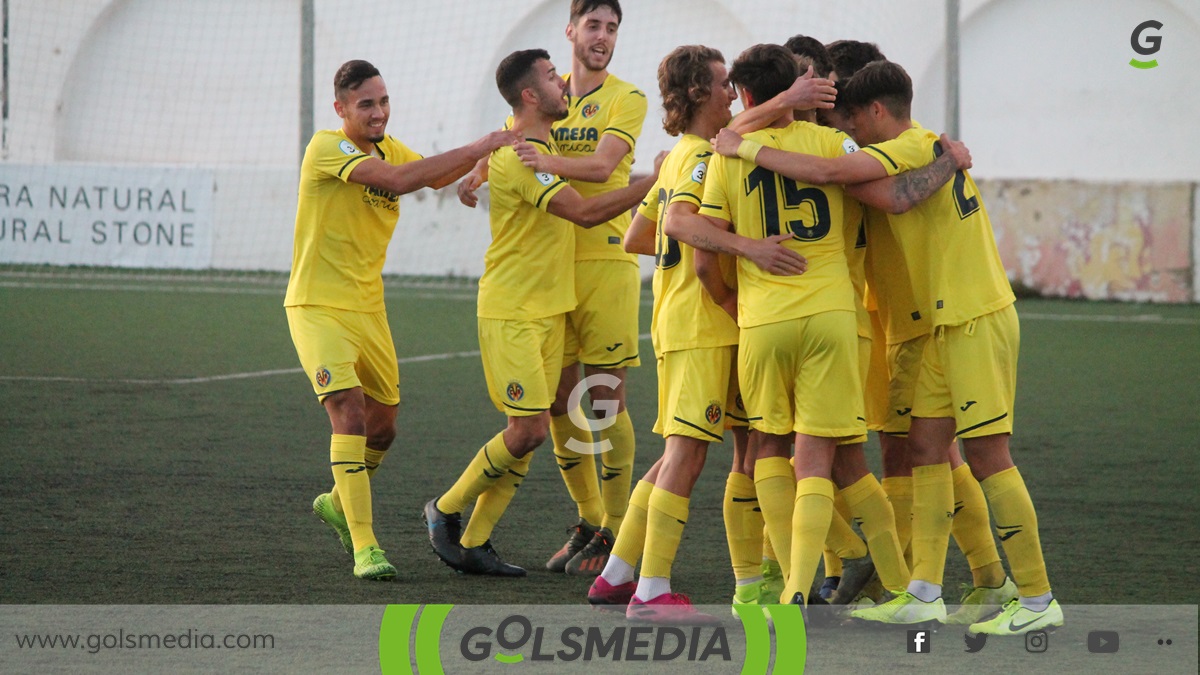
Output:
[860, 124, 1015, 326]
[478, 139, 574, 320]
[636, 134, 738, 355]
[863, 206, 930, 344]
[558, 73, 648, 263]
[699, 120, 857, 328]
[843, 195, 871, 338]
[285, 129, 422, 312]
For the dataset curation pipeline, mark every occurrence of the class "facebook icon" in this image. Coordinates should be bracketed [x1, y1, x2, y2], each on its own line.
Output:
[908, 629, 931, 653]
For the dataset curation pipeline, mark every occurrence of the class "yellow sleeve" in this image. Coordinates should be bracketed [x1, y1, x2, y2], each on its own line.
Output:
[637, 178, 661, 222]
[861, 133, 930, 176]
[602, 87, 648, 150]
[698, 154, 733, 222]
[666, 149, 712, 209]
[309, 133, 371, 183]
[508, 152, 569, 212]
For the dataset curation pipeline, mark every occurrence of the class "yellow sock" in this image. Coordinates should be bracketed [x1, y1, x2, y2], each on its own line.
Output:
[910, 463, 954, 586]
[843, 473, 910, 592]
[982, 467, 1051, 597]
[825, 494, 864, 557]
[950, 464, 1005, 588]
[459, 453, 533, 548]
[330, 434, 376, 551]
[782, 477, 835, 604]
[611, 480, 653, 566]
[755, 456, 796, 583]
[599, 410, 636, 535]
[641, 487, 689, 579]
[882, 476, 914, 569]
[723, 472, 764, 582]
[436, 432, 519, 515]
[762, 524, 776, 564]
[551, 410, 603, 525]
[330, 448, 387, 513]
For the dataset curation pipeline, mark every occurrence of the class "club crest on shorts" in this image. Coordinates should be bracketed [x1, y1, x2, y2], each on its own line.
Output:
[506, 381, 525, 402]
[581, 103, 600, 119]
[315, 366, 332, 388]
[705, 401, 723, 425]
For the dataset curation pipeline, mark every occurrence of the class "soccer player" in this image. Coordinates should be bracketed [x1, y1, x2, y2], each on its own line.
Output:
[458, 1, 648, 575]
[717, 60, 1062, 635]
[288, 60, 519, 580]
[585, 44, 806, 622]
[826, 41, 1015, 622]
[693, 44, 870, 610]
[423, 48, 662, 577]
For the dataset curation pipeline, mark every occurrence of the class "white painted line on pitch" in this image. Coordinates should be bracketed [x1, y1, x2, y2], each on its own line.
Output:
[0, 334, 654, 386]
[0, 280, 478, 301]
[1021, 312, 1200, 326]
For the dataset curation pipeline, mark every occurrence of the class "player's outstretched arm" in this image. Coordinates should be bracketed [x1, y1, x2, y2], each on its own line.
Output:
[457, 156, 491, 208]
[727, 66, 836, 135]
[663, 204, 807, 276]
[624, 211, 656, 255]
[712, 128, 886, 186]
[847, 136, 971, 213]
[348, 129, 519, 196]
[517, 135, 630, 183]
[694, 247, 737, 322]
[547, 151, 666, 228]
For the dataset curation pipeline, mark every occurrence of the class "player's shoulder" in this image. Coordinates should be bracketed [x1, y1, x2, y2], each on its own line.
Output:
[676, 133, 713, 158]
[891, 122, 938, 149]
[378, 134, 418, 159]
[309, 129, 361, 155]
[604, 73, 646, 98]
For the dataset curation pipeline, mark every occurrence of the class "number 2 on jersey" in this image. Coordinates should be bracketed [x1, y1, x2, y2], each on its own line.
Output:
[745, 166, 831, 241]
[933, 141, 980, 220]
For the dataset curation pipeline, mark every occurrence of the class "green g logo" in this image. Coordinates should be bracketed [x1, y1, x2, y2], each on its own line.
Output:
[1129, 20, 1162, 69]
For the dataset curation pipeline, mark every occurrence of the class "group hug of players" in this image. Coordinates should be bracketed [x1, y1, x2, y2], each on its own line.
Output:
[287, 0, 1063, 637]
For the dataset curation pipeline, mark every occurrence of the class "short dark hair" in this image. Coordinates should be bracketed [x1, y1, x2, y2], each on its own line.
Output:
[496, 49, 551, 108]
[783, 34, 833, 78]
[839, 60, 912, 119]
[825, 39, 887, 80]
[570, 0, 622, 24]
[334, 60, 380, 100]
[729, 44, 798, 107]
[658, 45, 724, 136]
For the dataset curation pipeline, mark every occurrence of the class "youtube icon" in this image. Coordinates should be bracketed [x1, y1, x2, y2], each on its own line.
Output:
[1088, 631, 1120, 653]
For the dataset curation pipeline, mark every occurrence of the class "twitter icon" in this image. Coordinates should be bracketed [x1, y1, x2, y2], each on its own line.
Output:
[964, 632, 987, 653]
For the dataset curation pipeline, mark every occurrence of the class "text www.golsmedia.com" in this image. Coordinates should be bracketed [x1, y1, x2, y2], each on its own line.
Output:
[14, 629, 275, 654]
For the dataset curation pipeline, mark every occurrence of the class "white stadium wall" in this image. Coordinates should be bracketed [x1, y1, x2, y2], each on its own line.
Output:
[1, 0, 1198, 300]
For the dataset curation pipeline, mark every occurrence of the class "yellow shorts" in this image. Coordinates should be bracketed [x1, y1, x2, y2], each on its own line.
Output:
[285, 305, 400, 405]
[912, 304, 1019, 438]
[564, 260, 641, 369]
[653, 346, 739, 441]
[883, 334, 929, 435]
[738, 311, 866, 439]
[863, 310, 889, 432]
[478, 315, 566, 416]
[725, 354, 750, 429]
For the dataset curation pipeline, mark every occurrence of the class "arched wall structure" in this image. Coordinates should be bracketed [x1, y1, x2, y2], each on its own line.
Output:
[3, 0, 1197, 297]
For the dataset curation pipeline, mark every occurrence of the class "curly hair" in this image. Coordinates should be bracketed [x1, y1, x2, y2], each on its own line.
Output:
[657, 45, 724, 137]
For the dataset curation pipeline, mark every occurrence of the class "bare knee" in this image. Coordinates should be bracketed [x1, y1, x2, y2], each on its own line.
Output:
[323, 390, 366, 436]
[366, 423, 396, 451]
[504, 415, 550, 456]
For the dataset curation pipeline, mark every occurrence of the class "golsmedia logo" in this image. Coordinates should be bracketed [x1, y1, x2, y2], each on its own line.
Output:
[378, 604, 806, 673]
[461, 614, 731, 664]
[1129, 20, 1162, 69]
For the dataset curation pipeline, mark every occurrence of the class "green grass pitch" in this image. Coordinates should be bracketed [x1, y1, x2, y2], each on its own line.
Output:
[0, 271, 1197, 606]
